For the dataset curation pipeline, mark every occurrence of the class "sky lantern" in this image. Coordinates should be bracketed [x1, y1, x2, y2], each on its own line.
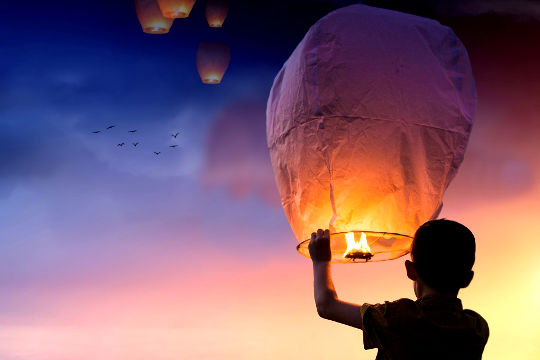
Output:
[205, 0, 228, 28]
[134, 0, 174, 34]
[157, 0, 196, 18]
[196, 41, 231, 84]
[266, 5, 476, 263]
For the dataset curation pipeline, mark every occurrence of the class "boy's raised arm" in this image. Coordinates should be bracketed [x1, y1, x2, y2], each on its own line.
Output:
[310, 229, 364, 330]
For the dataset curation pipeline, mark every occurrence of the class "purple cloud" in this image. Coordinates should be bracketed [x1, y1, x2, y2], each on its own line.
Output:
[202, 100, 280, 205]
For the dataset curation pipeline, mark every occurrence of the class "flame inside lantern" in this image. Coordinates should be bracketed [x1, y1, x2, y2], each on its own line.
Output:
[343, 232, 372, 260]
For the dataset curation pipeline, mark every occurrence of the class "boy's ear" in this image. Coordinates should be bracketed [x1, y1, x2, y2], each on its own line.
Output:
[405, 260, 417, 281]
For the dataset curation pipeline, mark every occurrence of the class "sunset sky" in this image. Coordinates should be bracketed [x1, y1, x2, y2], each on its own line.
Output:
[1, 0, 539, 359]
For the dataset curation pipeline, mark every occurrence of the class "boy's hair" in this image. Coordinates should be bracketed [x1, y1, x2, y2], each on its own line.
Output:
[411, 219, 476, 293]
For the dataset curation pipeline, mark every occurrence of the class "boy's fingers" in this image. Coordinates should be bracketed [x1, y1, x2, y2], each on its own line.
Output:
[309, 228, 332, 262]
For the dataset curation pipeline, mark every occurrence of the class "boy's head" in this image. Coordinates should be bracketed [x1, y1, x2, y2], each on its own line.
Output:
[406, 219, 476, 295]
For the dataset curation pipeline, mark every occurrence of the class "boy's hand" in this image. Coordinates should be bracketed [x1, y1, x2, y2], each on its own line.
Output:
[309, 229, 331, 262]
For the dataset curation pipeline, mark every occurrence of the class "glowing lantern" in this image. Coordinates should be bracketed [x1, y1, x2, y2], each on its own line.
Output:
[157, 0, 196, 18]
[135, 0, 174, 34]
[266, 5, 476, 263]
[206, 0, 228, 28]
[196, 41, 231, 84]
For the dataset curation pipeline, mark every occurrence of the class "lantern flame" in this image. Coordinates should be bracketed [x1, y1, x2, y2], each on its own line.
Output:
[201, 74, 222, 84]
[168, 8, 189, 17]
[209, 20, 223, 28]
[343, 232, 373, 260]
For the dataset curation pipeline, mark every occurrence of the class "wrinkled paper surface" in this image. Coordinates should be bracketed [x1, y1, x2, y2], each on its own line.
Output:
[266, 5, 476, 247]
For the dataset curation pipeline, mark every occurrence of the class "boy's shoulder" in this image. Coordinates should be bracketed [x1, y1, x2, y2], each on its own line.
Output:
[361, 297, 489, 358]
[360, 297, 415, 318]
[461, 308, 490, 339]
[361, 296, 489, 354]
[360, 297, 418, 329]
[363, 296, 487, 325]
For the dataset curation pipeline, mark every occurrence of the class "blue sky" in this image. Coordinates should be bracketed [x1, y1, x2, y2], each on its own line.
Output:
[0, 0, 299, 292]
[1, 0, 539, 304]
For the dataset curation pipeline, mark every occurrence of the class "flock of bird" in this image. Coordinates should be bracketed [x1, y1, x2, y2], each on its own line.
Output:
[91, 125, 181, 155]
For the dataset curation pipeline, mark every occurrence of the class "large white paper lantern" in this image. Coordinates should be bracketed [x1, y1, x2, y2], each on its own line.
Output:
[266, 5, 476, 263]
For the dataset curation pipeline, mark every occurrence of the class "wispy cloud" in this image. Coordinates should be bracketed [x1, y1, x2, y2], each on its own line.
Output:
[202, 99, 280, 205]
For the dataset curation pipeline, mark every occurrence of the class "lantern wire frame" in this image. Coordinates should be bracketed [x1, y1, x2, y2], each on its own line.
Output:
[297, 230, 413, 263]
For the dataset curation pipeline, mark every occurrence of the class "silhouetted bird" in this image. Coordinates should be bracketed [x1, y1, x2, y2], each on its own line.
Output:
[154, 151, 161, 155]
[117, 142, 125, 147]
[92, 130, 101, 134]
[169, 145, 179, 148]
[172, 132, 180, 138]
[133, 142, 139, 147]
[128, 130, 137, 133]
[106, 125, 115, 130]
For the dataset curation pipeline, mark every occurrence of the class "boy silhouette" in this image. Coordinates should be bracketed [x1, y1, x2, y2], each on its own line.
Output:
[309, 219, 489, 360]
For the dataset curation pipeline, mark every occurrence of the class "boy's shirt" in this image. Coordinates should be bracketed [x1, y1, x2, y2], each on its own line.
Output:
[360, 295, 489, 360]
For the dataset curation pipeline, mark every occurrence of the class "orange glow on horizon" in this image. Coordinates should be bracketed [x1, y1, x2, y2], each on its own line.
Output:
[1, 194, 540, 360]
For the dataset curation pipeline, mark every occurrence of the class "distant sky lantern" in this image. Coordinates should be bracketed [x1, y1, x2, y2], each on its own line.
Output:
[266, 5, 476, 263]
[205, 0, 228, 28]
[135, 0, 174, 34]
[196, 41, 231, 84]
[157, 0, 196, 18]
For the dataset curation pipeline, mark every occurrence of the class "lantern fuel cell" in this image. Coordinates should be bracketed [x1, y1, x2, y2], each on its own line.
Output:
[266, 5, 476, 263]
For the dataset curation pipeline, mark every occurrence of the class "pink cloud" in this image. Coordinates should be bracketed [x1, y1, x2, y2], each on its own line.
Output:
[202, 100, 280, 205]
